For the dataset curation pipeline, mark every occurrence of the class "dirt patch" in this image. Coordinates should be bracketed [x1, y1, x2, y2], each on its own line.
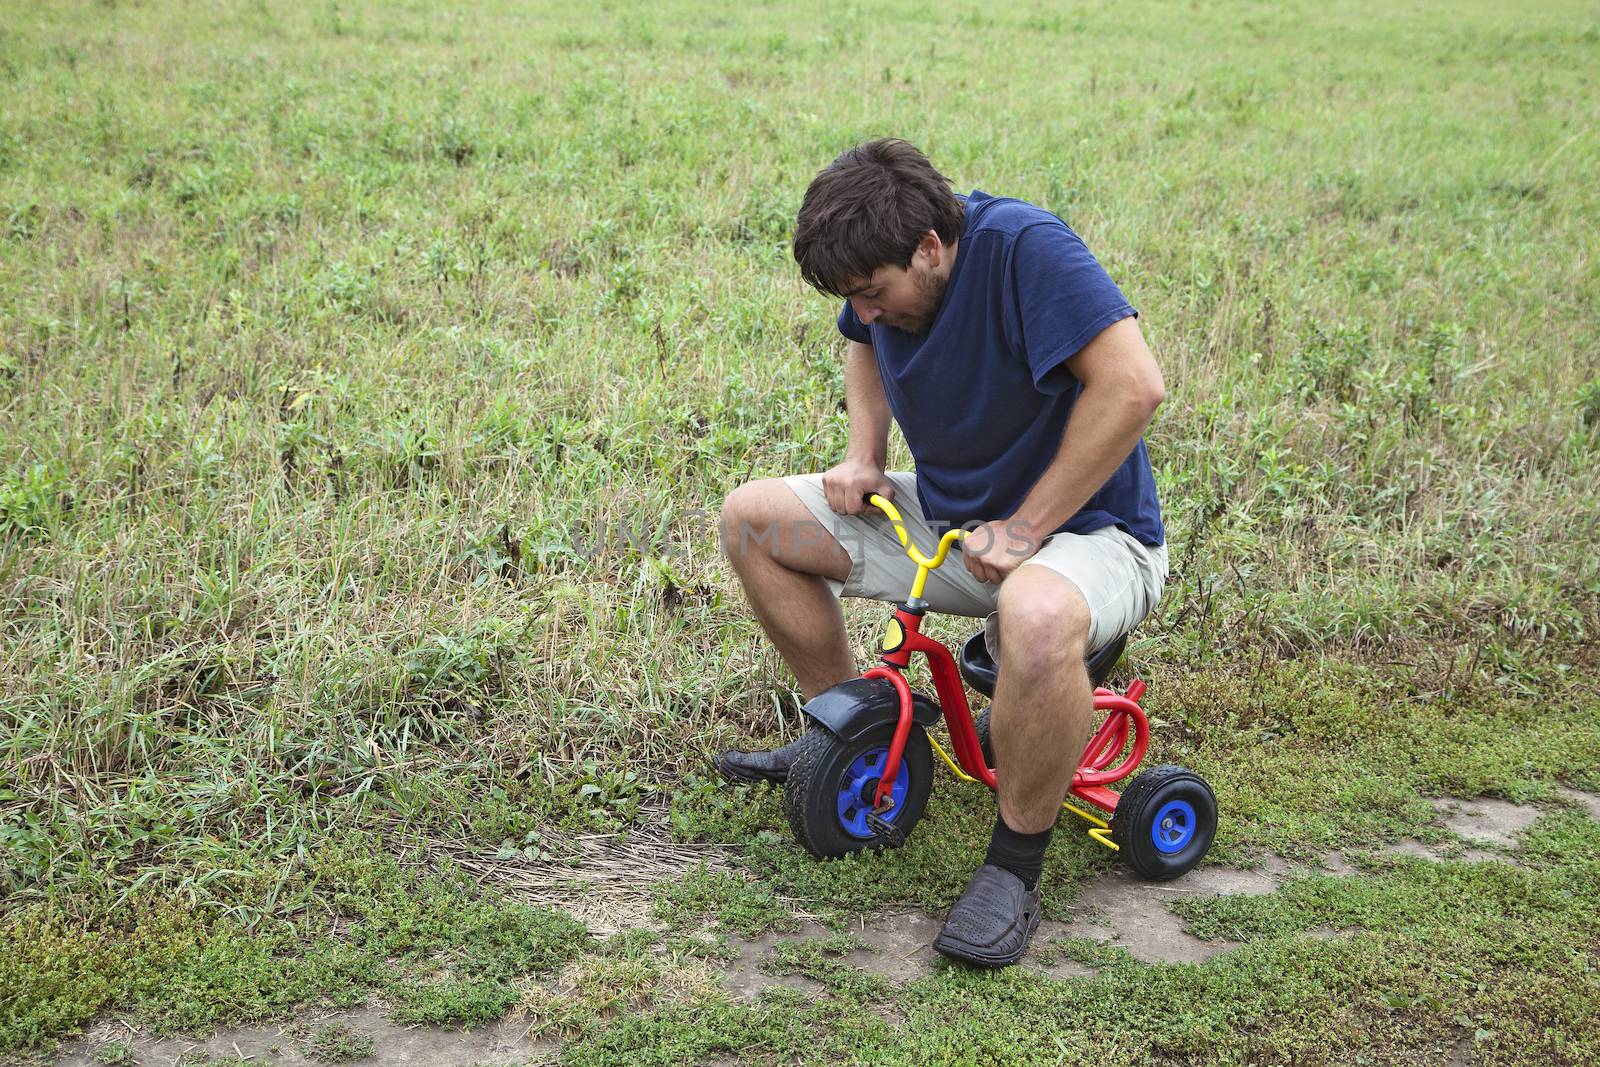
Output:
[426, 818, 729, 936]
[1383, 838, 1445, 862]
[712, 913, 949, 995]
[1052, 862, 1285, 963]
[1427, 796, 1543, 848]
[1320, 851, 1358, 875]
[1369, 791, 1572, 866]
[1027, 954, 1101, 980]
[716, 920, 833, 1001]
[53, 1006, 553, 1067]
[841, 909, 945, 983]
[708, 855, 1295, 978]
[1382, 838, 1507, 865]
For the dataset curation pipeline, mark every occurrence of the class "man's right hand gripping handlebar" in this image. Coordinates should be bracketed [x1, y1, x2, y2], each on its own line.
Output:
[821, 458, 893, 515]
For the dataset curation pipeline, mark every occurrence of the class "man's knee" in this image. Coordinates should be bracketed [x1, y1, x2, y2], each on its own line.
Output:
[995, 568, 1092, 668]
[720, 479, 840, 574]
[720, 480, 776, 564]
[726, 479, 825, 563]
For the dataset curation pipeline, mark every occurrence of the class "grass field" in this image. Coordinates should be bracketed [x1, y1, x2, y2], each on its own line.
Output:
[3, 0, 1599, 1063]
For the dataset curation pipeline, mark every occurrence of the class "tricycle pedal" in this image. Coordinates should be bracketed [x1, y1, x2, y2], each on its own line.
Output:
[865, 806, 905, 848]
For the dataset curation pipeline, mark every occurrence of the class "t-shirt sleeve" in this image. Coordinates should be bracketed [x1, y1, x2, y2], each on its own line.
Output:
[837, 301, 872, 345]
[1004, 223, 1137, 395]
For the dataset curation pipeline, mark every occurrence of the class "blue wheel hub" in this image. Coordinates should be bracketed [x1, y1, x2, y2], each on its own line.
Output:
[1151, 798, 1197, 854]
[836, 745, 910, 840]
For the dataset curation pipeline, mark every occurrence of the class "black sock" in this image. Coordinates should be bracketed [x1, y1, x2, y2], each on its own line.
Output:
[983, 811, 1054, 891]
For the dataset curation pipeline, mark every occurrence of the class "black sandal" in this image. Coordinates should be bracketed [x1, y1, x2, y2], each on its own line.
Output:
[933, 864, 1043, 967]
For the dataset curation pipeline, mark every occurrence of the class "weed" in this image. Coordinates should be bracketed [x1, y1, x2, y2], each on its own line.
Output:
[0, 463, 70, 538]
[1577, 378, 1600, 430]
[309, 1022, 376, 1062]
[92, 1040, 135, 1065]
[652, 863, 799, 936]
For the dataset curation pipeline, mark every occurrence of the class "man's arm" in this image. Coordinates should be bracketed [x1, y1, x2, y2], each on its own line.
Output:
[1010, 317, 1164, 541]
[844, 340, 891, 467]
[963, 317, 1164, 583]
[822, 340, 896, 515]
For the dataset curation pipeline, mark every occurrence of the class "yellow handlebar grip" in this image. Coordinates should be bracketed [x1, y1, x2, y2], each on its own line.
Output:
[865, 493, 902, 524]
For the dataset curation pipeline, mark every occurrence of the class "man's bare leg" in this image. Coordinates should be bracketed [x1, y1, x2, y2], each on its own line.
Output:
[719, 478, 857, 702]
[989, 566, 1096, 833]
[716, 479, 863, 784]
[933, 564, 1093, 967]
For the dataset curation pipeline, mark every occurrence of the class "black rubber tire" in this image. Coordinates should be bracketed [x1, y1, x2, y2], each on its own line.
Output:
[972, 707, 996, 769]
[1110, 764, 1218, 881]
[783, 723, 933, 859]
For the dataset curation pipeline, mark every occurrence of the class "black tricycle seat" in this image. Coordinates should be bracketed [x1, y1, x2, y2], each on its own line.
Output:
[958, 628, 1129, 697]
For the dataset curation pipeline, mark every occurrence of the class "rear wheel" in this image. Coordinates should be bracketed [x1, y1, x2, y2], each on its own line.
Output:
[972, 707, 996, 769]
[783, 723, 933, 858]
[1110, 765, 1217, 880]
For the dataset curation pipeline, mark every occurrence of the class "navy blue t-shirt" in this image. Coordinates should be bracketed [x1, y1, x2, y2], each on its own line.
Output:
[838, 189, 1164, 546]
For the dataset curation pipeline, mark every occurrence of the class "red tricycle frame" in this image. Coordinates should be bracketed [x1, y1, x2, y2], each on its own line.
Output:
[859, 494, 1153, 852]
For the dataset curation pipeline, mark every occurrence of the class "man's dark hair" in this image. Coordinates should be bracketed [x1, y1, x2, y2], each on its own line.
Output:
[792, 139, 965, 298]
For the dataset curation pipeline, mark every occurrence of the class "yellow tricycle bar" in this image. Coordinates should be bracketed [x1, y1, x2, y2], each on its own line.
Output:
[927, 734, 1121, 853]
[865, 493, 966, 600]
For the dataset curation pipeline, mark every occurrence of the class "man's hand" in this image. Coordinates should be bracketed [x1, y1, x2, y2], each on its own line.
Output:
[961, 519, 1041, 585]
[822, 457, 894, 515]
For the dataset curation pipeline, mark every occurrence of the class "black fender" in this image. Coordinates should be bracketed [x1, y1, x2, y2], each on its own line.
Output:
[801, 676, 941, 743]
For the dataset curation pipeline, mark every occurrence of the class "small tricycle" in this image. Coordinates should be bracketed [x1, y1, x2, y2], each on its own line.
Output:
[782, 493, 1217, 880]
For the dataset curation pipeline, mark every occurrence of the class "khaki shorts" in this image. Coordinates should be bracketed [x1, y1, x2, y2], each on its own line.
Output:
[782, 471, 1168, 654]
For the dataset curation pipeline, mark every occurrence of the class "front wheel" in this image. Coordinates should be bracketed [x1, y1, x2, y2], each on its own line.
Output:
[1110, 765, 1217, 880]
[783, 723, 933, 858]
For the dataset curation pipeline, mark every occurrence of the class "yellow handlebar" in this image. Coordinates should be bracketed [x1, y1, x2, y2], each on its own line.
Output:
[864, 493, 965, 600]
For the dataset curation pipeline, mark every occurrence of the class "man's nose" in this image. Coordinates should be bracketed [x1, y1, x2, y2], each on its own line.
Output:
[853, 300, 880, 324]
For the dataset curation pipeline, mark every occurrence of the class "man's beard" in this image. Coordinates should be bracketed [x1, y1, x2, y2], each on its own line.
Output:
[895, 267, 948, 335]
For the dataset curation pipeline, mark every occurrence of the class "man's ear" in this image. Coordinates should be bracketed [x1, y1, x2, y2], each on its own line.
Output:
[917, 230, 943, 267]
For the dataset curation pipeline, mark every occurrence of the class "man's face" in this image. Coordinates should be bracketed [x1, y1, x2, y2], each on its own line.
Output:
[842, 245, 950, 335]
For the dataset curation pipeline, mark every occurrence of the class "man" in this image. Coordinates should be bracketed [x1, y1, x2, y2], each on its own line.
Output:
[717, 139, 1168, 967]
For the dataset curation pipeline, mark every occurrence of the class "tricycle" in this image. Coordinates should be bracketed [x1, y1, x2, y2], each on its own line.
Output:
[781, 493, 1217, 880]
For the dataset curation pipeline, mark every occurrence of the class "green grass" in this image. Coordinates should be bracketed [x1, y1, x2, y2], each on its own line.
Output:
[0, 839, 585, 1052]
[2, 0, 1598, 1061]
